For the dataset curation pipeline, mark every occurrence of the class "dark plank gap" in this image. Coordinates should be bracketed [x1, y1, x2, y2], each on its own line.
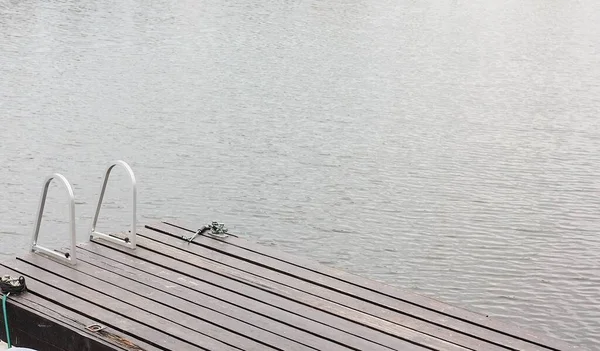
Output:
[65, 247, 348, 351]
[86, 239, 453, 351]
[75, 246, 407, 351]
[139, 226, 507, 351]
[25, 251, 314, 351]
[162, 221, 572, 351]
[2, 259, 239, 351]
[15, 255, 277, 351]
[147, 223, 511, 350]
[0, 264, 199, 350]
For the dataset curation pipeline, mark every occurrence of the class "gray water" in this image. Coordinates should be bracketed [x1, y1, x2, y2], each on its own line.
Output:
[1, 0, 599, 348]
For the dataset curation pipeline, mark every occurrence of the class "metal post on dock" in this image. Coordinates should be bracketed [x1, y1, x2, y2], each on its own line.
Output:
[89, 160, 137, 249]
[30, 173, 77, 265]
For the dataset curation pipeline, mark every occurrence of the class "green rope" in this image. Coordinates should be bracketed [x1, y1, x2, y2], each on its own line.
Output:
[2, 293, 10, 348]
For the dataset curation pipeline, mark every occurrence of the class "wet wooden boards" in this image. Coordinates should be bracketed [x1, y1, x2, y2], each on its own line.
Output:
[0, 221, 577, 350]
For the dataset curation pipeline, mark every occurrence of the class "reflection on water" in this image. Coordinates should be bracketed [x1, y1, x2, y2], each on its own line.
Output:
[1, 0, 599, 347]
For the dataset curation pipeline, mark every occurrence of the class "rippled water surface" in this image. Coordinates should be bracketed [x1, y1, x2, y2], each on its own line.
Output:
[1, 0, 600, 347]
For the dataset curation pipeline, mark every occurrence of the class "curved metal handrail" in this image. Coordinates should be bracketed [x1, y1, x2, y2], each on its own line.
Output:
[90, 160, 137, 249]
[31, 173, 77, 265]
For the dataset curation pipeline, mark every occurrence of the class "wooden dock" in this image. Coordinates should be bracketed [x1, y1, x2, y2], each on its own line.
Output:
[0, 221, 577, 351]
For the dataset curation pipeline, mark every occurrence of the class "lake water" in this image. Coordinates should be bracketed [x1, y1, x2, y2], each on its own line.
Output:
[1, 0, 599, 347]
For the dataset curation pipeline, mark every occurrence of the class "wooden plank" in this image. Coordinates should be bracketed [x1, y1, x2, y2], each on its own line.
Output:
[139, 225, 511, 351]
[59, 247, 350, 351]
[12, 256, 274, 351]
[19, 252, 311, 351]
[84, 239, 424, 351]
[9, 292, 159, 351]
[163, 221, 573, 351]
[129, 231, 471, 351]
[73, 248, 402, 351]
[0, 265, 192, 350]
[1, 259, 239, 351]
[84, 239, 455, 351]
[145, 223, 496, 350]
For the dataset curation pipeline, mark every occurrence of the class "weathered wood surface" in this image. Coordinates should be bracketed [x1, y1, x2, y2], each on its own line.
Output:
[0, 221, 578, 350]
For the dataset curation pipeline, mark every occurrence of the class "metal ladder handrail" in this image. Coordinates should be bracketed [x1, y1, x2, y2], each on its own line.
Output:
[90, 160, 137, 249]
[31, 173, 77, 265]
